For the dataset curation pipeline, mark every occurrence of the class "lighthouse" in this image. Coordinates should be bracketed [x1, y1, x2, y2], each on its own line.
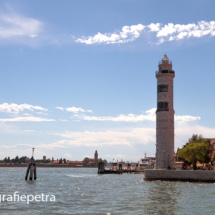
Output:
[156, 55, 175, 169]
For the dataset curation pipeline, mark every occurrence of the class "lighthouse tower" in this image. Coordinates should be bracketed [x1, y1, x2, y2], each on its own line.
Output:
[156, 55, 175, 169]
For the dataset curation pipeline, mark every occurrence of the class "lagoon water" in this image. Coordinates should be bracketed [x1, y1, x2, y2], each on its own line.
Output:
[0, 168, 215, 214]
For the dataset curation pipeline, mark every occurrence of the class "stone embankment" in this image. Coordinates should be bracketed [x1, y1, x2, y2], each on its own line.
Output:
[144, 170, 215, 182]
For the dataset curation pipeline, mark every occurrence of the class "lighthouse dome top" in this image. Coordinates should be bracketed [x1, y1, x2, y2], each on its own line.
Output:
[162, 54, 169, 61]
[159, 54, 172, 65]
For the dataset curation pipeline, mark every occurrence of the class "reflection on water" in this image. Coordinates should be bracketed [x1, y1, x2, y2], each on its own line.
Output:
[0, 168, 215, 214]
[143, 181, 180, 214]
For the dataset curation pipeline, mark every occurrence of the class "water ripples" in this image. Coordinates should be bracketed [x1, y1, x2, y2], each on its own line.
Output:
[0, 168, 215, 214]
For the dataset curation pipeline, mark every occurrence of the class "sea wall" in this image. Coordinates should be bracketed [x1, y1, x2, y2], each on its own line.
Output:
[144, 170, 215, 182]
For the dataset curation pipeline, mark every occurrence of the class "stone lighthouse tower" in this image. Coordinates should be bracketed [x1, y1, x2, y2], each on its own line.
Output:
[156, 54, 175, 169]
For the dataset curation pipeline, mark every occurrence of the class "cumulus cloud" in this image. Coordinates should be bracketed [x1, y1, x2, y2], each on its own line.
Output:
[0, 103, 47, 114]
[66, 107, 92, 113]
[147, 23, 160, 32]
[155, 21, 215, 44]
[76, 24, 145, 44]
[76, 21, 215, 45]
[156, 23, 176, 37]
[0, 116, 55, 122]
[72, 108, 200, 122]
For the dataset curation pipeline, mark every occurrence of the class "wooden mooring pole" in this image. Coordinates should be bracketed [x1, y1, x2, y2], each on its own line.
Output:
[25, 148, 37, 181]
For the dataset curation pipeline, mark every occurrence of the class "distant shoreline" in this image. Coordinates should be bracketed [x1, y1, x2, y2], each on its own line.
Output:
[0, 164, 97, 168]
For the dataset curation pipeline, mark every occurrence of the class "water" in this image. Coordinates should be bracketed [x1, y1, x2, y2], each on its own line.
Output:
[0, 168, 215, 214]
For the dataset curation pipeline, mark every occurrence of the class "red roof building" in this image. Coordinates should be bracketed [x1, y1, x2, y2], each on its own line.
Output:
[206, 138, 215, 158]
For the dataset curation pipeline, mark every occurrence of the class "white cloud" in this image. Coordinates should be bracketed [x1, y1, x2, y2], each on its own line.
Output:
[36, 112, 48, 115]
[56, 107, 64, 111]
[72, 108, 200, 122]
[60, 119, 69, 121]
[23, 113, 32, 116]
[66, 107, 92, 113]
[64, 153, 72, 158]
[175, 115, 200, 121]
[38, 122, 214, 150]
[176, 32, 188, 40]
[0, 12, 42, 44]
[76, 24, 145, 44]
[75, 21, 215, 45]
[24, 130, 42, 132]
[0, 143, 34, 148]
[0, 116, 55, 122]
[156, 23, 176, 37]
[0, 103, 47, 114]
[1, 122, 214, 162]
[147, 23, 160, 32]
[43, 128, 155, 148]
[175, 122, 215, 149]
[24, 130, 36, 132]
[75, 113, 155, 122]
[155, 21, 215, 44]
[30, 35, 38, 38]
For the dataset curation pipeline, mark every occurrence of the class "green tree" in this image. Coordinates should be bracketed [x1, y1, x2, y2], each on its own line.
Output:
[59, 158, 62, 164]
[14, 156, 19, 163]
[186, 134, 203, 145]
[178, 139, 211, 170]
[3, 157, 7, 163]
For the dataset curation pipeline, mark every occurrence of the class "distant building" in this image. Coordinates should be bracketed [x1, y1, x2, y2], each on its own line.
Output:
[43, 156, 46, 160]
[204, 138, 215, 158]
[52, 150, 100, 166]
[138, 154, 155, 168]
[82, 150, 100, 166]
[117, 161, 125, 165]
[94, 150, 98, 165]
[52, 160, 83, 165]
[66, 161, 82, 165]
[52, 161, 59, 164]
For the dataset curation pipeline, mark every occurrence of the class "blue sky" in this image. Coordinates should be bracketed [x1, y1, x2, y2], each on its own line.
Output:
[0, 0, 215, 161]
